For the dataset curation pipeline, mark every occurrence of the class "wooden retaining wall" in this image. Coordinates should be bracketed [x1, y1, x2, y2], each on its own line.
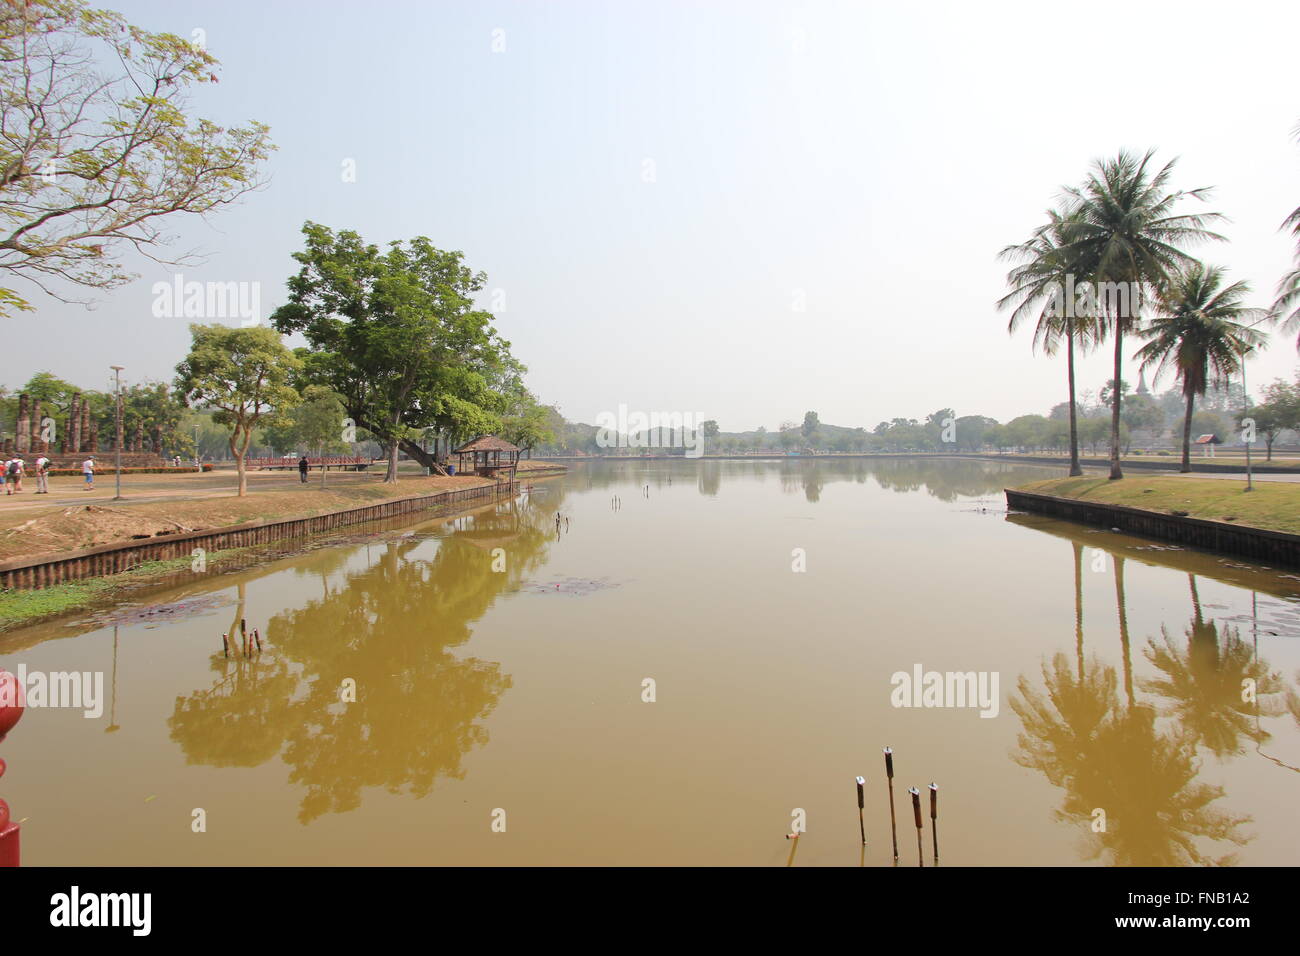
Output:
[0, 481, 506, 592]
[1005, 489, 1300, 568]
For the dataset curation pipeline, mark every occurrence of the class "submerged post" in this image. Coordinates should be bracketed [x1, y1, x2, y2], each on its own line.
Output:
[910, 787, 923, 867]
[0, 669, 25, 866]
[884, 747, 898, 861]
[929, 782, 939, 862]
[855, 776, 867, 846]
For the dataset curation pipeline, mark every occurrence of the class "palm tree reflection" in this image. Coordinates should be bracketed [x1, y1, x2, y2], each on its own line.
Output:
[1008, 550, 1300, 864]
[1140, 575, 1286, 760]
[1011, 653, 1250, 865]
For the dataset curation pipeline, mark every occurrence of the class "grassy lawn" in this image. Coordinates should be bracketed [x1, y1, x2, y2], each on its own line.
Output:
[994, 451, 1300, 467]
[1017, 476, 1300, 536]
[0, 547, 251, 632]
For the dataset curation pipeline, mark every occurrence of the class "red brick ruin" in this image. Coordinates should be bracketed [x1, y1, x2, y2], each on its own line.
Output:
[6, 390, 166, 466]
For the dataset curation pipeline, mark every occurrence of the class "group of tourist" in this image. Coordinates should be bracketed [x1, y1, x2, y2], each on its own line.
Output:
[1, 455, 97, 495]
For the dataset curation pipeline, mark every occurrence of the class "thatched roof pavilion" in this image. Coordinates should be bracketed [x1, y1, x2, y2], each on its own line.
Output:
[453, 435, 521, 479]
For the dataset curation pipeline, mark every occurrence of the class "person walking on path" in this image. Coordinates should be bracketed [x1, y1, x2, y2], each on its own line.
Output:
[11, 457, 23, 492]
[35, 454, 50, 494]
[298, 455, 309, 483]
[4, 456, 20, 494]
[2, 457, 12, 495]
[82, 455, 95, 490]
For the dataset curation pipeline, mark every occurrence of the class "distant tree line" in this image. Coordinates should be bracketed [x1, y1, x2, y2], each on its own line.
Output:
[534, 378, 1300, 459]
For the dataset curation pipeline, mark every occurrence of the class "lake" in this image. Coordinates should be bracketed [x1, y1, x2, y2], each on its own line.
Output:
[2, 457, 1298, 865]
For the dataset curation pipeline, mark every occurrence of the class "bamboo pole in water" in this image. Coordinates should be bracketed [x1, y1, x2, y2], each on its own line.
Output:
[855, 776, 867, 846]
[929, 783, 939, 863]
[910, 787, 923, 867]
[884, 747, 898, 861]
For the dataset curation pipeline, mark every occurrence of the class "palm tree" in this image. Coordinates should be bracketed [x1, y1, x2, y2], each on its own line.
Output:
[1270, 121, 1300, 347]
[1058, 150, 1226, 479]
[999, 209, 1099, 476]
[1135, 264, 1266, 472]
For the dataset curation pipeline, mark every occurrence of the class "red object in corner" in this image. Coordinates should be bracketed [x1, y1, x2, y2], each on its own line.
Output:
[0, 798, 18, 868]
[0, 669, 23, 867]
[0, 669, 21, 740]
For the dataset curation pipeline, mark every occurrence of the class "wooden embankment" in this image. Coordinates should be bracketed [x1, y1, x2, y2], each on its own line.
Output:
[1005, 488, 1300, 569]
[0, 481, 509, 591]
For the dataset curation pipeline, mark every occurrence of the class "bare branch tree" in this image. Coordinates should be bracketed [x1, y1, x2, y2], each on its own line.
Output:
[0, 0, 274, 314]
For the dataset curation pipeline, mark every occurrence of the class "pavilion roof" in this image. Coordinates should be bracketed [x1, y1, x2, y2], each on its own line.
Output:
[452, 434, 520, 454]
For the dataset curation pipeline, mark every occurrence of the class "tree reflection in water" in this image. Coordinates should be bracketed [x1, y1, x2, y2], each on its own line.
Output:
[569, 456, 1050, 503]
[1011, 654, 1250, 865]
[1007, 544, 1300, 864]
[1141, 575, 1287, 760]
[168, 492, 558, 822]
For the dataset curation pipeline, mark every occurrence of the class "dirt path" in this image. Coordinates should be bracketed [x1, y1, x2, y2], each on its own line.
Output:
[0, 469, 512, 563]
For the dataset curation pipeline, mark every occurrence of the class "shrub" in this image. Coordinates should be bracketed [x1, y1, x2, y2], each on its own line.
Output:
[45, 466, 205, 476]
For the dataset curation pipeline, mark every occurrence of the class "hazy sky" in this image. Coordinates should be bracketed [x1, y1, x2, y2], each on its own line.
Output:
[3, 0, 1299, 431]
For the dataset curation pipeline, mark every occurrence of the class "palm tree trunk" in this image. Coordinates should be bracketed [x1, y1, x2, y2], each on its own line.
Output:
[1109, 323, 1124, 480]
[1180, 391, 1194, 473]
[1067, 322, 1082, 476]
[1073, 540, 1085, 679]
[1115, 555, 1133, 708]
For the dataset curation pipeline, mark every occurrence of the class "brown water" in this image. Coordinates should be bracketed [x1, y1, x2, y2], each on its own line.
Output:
[2, 457, 1298, 866]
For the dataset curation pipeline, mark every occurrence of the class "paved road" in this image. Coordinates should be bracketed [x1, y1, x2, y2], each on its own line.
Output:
[1166, 471, 1300, 483]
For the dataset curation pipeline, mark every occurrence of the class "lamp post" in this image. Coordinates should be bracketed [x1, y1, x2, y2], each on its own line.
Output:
[194, 424, 200, 469]
[110, 366, 124, 500]
[1240, 346, 1254, 493]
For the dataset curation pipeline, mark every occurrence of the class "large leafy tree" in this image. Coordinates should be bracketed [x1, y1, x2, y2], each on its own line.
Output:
[174, 323, 300, 495]
[1135, 264, 1265, 472]
[1000, 209, 1104, 475]
[1056, 150, 1225, 479]
[120, 381, 186, 453]
[1241, 380, 1300, 460]
[0, 0, 274, 315]
[800, 411, 819, 442]
[498, 382, 555, 458]
[1119, 393, 1164, 453]
[263, 385, 347, 454]
[271, 223, 514, 482]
